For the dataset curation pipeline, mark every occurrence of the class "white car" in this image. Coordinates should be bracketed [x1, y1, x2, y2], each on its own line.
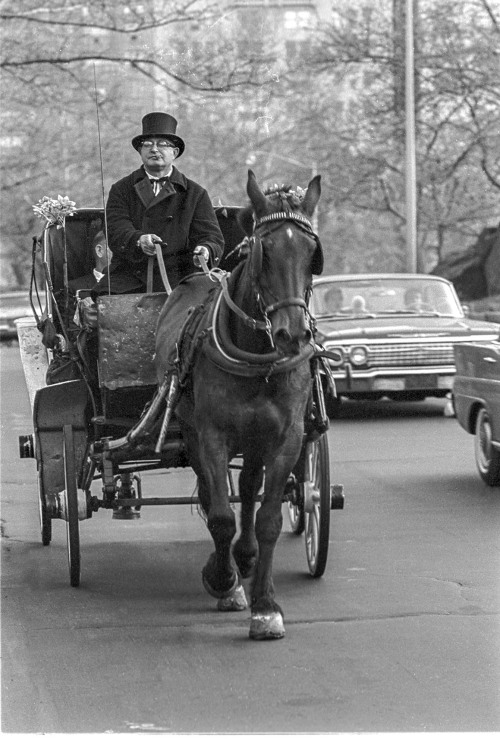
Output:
[312, 274, 500, 414]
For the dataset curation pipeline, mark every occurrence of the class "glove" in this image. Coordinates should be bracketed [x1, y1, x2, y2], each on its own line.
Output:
[137, 234, 162, 256]
[193, 245, 210, 267]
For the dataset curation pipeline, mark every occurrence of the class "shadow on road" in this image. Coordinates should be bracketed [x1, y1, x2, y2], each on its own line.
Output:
[331, 397, 448, 421]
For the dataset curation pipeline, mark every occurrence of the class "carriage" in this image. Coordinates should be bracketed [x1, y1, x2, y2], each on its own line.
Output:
[18, 174, 344, 639]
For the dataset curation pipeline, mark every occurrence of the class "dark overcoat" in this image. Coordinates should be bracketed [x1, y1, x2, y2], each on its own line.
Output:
[103, 165, 224, 293]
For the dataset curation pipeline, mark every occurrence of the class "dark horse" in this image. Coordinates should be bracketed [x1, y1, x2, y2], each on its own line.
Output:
[155, 170, 322, 639]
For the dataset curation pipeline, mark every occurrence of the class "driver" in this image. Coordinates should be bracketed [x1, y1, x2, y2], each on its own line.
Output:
[98, 111, 224, 294]
[404, 288, 425, 311]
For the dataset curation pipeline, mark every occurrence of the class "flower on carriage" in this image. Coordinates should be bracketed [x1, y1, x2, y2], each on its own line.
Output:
[32, 195, 76, 228]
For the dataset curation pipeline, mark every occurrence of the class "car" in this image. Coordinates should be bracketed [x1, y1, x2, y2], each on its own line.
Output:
[0, 290, 34, 341]
[453, 338, 500, 486]
[312, 273, 500, 415]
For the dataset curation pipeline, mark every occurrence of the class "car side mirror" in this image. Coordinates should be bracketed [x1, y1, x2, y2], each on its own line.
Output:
[461, 304, 470, 317]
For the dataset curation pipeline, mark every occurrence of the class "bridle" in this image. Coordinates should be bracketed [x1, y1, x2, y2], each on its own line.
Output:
[220, 211, 322, 340]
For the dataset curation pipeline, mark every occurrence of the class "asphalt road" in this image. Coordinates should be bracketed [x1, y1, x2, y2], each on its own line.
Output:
[1, 343, 499, 734]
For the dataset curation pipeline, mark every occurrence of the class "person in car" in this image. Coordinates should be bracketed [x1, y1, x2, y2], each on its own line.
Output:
[404, 288, 430, 312]
[350, 295, 368, 314]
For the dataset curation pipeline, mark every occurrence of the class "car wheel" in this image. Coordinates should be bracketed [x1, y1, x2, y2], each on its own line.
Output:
[474, 406, 500, 487]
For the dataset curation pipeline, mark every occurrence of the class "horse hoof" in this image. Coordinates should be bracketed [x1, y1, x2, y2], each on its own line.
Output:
[202, 569, 239, 600]
[249, 612, 285, 640]
[217, 584, 248, 612]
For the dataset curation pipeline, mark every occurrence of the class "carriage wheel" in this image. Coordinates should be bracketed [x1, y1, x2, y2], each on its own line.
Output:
[286, 473, 305, 535]
[304, 433, 330, 578]
[287, 501, 305, 535]
[63, 425, 81, 587]
[37, 472, 52, 546]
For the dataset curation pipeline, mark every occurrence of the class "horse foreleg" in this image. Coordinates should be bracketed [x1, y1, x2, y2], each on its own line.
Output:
[197, 438, 239, 601]
[197, 470, 248, 612]
[232, 460, 262, 579]
[249, 494, 285, 640]
[178, 420, 241, 605]
[249, 452, 301, 640]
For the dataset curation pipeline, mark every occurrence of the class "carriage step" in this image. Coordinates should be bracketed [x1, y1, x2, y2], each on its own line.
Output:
[331, 484, 345, 510]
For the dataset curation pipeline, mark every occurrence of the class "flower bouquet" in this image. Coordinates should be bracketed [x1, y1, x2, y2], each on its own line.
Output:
[32, 195, 77, 322]
[33, 195, 76, 228]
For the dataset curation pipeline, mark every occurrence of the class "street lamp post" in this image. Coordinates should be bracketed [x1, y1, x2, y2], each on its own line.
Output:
[405, 0, 417, 272]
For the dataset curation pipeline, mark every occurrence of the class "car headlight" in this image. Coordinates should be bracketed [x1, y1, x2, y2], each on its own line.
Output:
[349, 345, 369, 366]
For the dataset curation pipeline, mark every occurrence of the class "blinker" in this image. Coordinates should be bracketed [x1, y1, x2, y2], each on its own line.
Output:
[312, 235, 324, 275]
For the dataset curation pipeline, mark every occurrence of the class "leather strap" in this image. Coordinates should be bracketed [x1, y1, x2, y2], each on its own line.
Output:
[155, 245, 172, 294]
[146, 256, 154, 293]
[146, 247, 172, 295]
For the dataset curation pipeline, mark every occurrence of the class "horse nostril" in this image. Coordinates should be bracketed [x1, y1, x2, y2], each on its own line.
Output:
[275, 328, 292, 344]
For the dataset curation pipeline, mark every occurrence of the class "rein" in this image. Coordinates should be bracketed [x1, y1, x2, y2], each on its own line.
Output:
[195, 210, 319, 377]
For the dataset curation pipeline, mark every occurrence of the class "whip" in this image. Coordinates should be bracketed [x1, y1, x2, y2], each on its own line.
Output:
[93, 63, 111, 295]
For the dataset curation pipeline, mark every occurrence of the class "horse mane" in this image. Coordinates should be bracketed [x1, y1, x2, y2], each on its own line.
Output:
[238, 183, 307, 236]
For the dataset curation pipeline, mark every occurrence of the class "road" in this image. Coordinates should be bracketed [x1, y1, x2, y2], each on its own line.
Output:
[1, 342, 499, 734]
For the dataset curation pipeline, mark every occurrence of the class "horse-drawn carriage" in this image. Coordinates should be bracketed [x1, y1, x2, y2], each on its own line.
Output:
[18, 172, 344, 640]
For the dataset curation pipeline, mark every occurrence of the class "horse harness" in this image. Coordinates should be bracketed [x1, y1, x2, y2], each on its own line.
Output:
[220, 210, 324, 340]
[173, 210, 325, 381]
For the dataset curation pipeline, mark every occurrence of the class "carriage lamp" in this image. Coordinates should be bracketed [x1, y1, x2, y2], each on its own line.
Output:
[349, 345, 369, 366]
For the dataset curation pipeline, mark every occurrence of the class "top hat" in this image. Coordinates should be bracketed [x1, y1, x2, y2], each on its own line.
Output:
[132, 112, 185, 157]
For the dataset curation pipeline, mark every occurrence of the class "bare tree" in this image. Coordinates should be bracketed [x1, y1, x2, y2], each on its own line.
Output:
[309, 0, 500, 269]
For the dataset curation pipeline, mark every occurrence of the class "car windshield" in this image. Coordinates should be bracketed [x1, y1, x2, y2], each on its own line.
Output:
[312, 278, 462, 319]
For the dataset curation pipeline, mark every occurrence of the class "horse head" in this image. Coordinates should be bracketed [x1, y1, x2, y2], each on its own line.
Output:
[238, 170, 322, 357]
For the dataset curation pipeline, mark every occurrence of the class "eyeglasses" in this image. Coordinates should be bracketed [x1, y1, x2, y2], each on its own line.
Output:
[141, 140, 177, 150]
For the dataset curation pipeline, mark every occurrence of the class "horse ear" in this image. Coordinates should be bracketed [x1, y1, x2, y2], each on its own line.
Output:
[301, 175, 321, 218]
[247, 170, 268, 216]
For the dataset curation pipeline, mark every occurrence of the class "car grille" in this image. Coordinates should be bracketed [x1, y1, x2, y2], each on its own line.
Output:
[359, 342, 455, 367]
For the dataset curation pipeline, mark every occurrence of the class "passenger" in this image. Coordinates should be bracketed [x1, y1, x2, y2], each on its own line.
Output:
[68, 230, 112, 295]
[404, 288, 426, 311]
[99, 111, 224, 295]
[322, 286, 344, 313]
[70, 231, 113, 329]
[350, 295, 367, 314]
[46, 232, 113, 385]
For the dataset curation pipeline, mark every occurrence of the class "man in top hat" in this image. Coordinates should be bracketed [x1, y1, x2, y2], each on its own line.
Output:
[100, 112, 224, 294]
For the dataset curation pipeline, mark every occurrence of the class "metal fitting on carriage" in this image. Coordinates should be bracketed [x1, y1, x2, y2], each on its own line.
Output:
[19, 434, 35, 459]
[331, 483, 345, 510]
[303, 480, 319, 513]
[50, 489, 91, 521]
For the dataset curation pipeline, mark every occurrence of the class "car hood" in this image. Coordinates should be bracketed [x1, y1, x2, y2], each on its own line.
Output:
[315, 315, 500, 341]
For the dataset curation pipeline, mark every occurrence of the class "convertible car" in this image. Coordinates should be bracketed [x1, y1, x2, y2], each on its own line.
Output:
[312, 274, 500, 415]
[453, 338, 500, 486]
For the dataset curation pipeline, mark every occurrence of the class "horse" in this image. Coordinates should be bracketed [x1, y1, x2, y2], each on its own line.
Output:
[155, 170, 323, 639]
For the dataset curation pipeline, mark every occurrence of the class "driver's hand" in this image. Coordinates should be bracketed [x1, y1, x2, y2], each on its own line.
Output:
[138, 234, 162, 256]
[193, 245, 209, 267]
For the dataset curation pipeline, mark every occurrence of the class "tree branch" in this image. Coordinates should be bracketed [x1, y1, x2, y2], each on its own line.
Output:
[1, 54, 274, 92]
